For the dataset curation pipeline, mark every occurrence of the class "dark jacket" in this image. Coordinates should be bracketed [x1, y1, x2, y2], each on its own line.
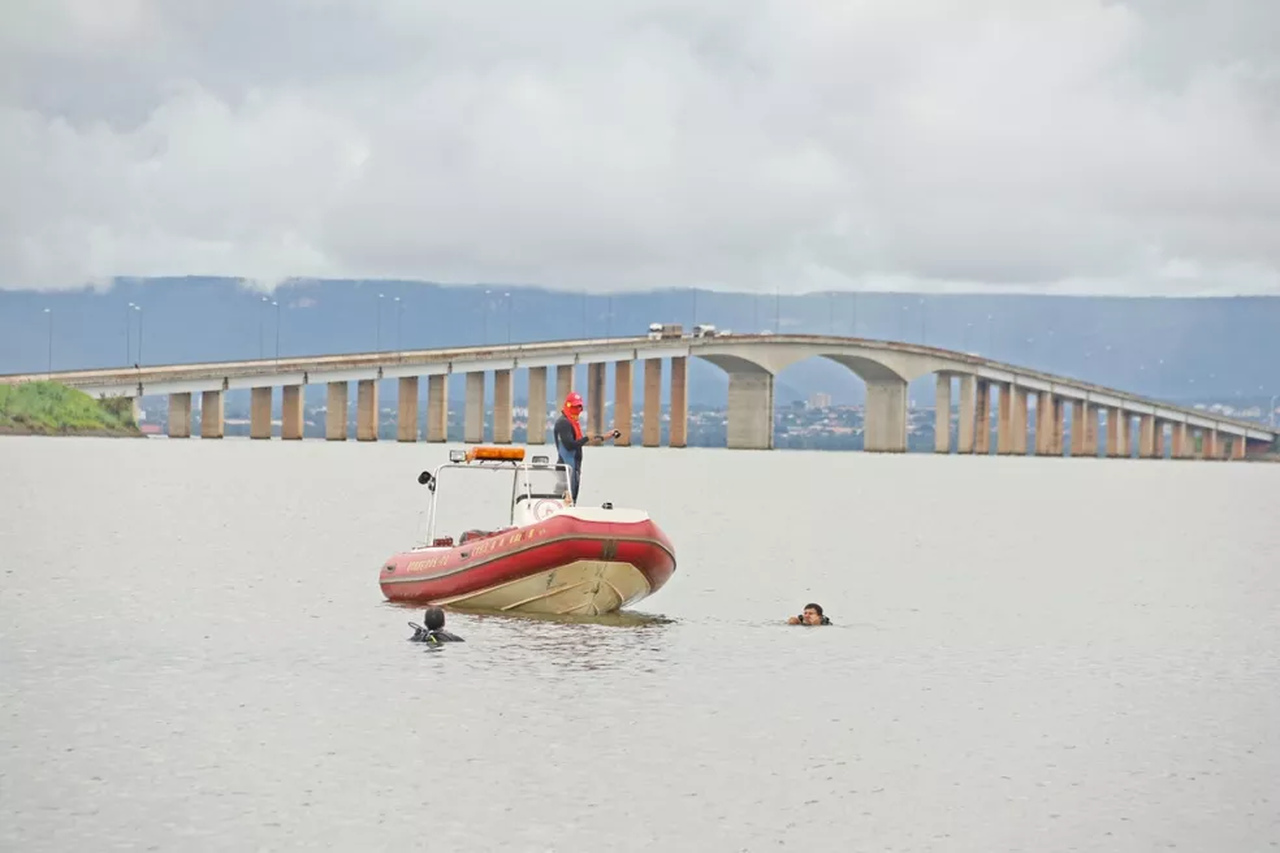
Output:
[553, 413, 590, 467]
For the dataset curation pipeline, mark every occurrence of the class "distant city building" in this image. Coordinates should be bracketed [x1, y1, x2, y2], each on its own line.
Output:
[807, 392, 832, 410]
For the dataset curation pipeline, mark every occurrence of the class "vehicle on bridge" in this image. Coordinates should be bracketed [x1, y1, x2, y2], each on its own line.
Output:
[647, 322, 683, 340]
[378, 446, 676, 616]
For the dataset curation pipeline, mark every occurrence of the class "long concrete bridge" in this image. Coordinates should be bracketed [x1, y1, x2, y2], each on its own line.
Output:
[2, 334, 1275, 459]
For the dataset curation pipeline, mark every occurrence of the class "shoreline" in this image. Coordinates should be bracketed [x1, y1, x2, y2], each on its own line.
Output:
[0, 381, 144, 439]
[0, 424, 146, 438]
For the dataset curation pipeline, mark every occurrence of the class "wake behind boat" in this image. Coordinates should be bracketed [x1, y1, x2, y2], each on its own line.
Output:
[379, 446, 677, 616]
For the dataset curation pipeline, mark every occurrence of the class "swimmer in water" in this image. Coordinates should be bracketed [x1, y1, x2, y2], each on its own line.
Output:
[408, 606, 465, 643]
[787, 602, 831, 626]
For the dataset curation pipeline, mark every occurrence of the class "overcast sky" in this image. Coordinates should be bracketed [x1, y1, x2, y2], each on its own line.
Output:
[2, 0, 1277, 296]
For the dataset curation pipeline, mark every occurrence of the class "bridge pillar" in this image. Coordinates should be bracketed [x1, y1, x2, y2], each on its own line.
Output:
[1116, 410, 1131, 457]
[642, 358, 662, 448]
[972, 380, 990, 454]
[614, 361, 632, 446]
[726, 371, 774, 450]
[956, 375, 976, 454]
[669, 356, 688, 448]
[325, 382, 348, 440]
[282, 385, 305, 440]
[1012, 387, 1029, 454]
[1137, 414, 1156, 458]
[587, 363, 606, 437]
[865, 378, 908, 453]
[464, 372, 485, 443]
[1050, 397, 1065, 455]
[555, 364, 574, 408]
[1104, 408, 1121, 457]
[1171, 422, 1189, 459]
[1230, 435, 1247, 460]
[1035, 392, 1054, 455]
[357, 379, 379, 441]
[200, 390, 223, 439]
[397, 377, 419, 442]
[934, 373, 951, 453]
[1153, 419, 1167, 458]
[168, 393, 191, 438]
[996, 382, 1014, 454]
[1069, 400, 1086, 456]
[1084, 401, 1098, 456]
[426, 375, 447, 442]
[126, 397, 141, 428]
[493, 369, 513, 444]
[251, 387, 272, 439]
[526, 367, 547, 445]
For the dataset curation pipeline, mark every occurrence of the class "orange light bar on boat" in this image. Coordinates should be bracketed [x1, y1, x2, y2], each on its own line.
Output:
[465, 446, 526, 462]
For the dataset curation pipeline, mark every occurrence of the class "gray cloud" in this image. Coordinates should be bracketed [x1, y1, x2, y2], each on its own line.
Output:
[2, 0, 1278, 295]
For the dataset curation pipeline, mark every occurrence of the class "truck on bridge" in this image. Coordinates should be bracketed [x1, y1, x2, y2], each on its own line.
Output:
[647, 323, 683, 340]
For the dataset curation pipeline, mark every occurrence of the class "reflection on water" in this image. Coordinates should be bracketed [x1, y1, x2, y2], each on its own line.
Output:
[386, 598, 676, 628]
[3, 437, 1279, 852]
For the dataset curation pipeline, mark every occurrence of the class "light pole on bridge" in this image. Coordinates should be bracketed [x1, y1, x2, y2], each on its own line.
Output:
[43, 308, 52, 377]
[124, 302, 139, 365]
[259, 295, 269, 359]
[135, 304, 143, 366]
[272, 300, 280, 364]
[394, 296, 403, 357]
[376, 293, 385, 352]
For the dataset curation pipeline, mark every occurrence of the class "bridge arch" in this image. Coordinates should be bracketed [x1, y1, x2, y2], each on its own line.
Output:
[689, 342, 966, 451]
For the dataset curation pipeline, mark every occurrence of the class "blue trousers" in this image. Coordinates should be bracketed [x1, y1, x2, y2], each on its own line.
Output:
[555, 444, 581, 503]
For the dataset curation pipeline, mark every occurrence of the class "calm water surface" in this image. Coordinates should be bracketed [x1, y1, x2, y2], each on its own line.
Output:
[2, 437, 1278, 852]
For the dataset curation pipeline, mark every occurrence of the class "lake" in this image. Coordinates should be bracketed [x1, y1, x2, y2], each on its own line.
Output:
[2, 436, 1277, 851]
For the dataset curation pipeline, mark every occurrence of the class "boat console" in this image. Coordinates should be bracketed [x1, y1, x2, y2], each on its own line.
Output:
[413, 446, 574, 547]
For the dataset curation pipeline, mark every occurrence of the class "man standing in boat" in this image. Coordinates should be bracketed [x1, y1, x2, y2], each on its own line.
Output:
[553, 391, 620, 505]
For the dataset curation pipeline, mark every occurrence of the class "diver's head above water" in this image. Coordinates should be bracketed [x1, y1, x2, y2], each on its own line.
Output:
[788, 602, 831, 626]
[408, 606, 465, 643]
[423, 606, 446, 631]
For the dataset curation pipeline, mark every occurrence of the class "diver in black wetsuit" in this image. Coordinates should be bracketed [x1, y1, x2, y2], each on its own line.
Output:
[408, 606, 465, 643]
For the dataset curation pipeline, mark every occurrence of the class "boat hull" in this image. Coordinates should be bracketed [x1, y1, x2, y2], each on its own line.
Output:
[379, 508, 676, 616]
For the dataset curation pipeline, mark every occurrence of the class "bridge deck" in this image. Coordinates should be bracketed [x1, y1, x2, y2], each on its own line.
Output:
[1, 334, 1273, 441]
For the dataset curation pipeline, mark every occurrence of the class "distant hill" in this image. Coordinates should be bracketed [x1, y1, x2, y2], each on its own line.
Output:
[2, 277, 1277, 410]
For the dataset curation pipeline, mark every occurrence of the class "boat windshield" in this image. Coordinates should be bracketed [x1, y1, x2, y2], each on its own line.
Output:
[515, 464, 570, 502]
[424, 463, 518, 546]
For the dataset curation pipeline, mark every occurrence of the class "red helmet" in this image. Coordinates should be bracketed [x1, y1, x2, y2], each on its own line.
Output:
[564, 391, 583, 410]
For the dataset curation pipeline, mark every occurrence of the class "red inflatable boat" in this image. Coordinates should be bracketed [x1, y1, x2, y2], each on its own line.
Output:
[379, 446, 677, 616]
